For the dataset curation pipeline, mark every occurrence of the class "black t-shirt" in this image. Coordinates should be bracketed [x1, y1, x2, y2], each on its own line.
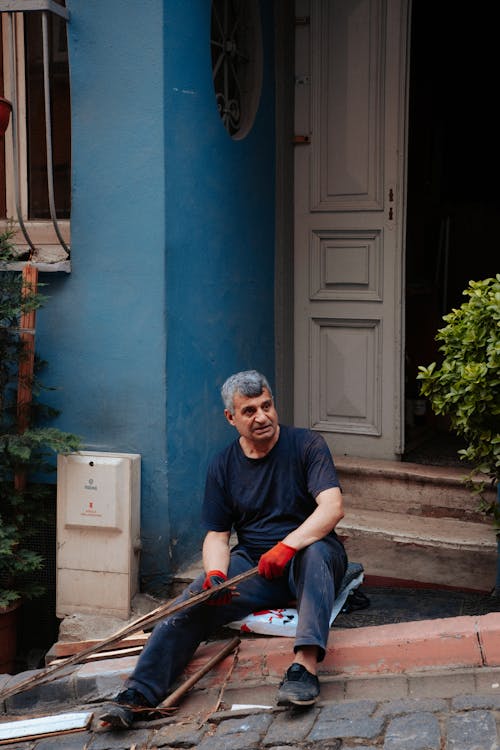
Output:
[202, 425, 342, 559]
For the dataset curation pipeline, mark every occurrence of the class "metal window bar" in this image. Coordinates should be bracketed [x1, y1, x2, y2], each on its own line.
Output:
[0, 0, 70, 256]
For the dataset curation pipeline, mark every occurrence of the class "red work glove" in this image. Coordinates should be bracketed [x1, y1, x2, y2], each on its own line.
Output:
[202, 570, 233, 606]
[258, 542, 297, 580]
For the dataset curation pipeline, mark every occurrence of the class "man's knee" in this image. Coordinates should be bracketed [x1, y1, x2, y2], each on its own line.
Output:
[294, 538, 346, 589]
[299, 538, 337, 566]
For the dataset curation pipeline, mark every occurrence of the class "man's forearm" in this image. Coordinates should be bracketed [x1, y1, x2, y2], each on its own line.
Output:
[282, 487, 344, 551]
[202, 530, 231, 574]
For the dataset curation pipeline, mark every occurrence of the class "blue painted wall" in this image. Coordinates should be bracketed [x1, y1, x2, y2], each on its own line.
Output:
[163, 2, 276, 570]
[35, 0, 275, 590]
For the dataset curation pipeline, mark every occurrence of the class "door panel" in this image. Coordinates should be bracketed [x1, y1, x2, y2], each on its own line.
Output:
[294, 0, 408, 459]
[313, 0, 384, 211]
[311, 317, 381, 434]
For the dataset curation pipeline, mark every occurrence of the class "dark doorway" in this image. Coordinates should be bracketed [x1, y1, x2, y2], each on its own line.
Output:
[404, 2, 498, 464]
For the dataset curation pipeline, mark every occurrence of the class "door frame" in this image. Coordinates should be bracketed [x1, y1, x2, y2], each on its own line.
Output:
[274, 0, 295, 424]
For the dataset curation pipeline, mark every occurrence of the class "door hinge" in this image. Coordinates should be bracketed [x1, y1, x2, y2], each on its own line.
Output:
[387, 186, 395, 225]
[295, 16, 310, 25]
[295, 74, 311, 87]
[293, 135, 311, 145]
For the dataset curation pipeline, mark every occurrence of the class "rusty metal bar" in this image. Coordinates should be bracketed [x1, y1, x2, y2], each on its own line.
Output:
[14, 263, 38, 492]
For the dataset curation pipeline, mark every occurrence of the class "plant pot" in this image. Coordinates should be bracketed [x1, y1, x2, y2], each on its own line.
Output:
[0, 600, 21, 674]
[0, 97, 12, 137]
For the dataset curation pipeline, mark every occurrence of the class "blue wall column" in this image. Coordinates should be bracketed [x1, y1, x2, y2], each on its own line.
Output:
[163, 1, 276, 570]
[42, 0, 170, 589]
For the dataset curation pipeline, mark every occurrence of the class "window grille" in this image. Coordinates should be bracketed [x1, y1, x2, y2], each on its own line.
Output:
[0, 0, 70, 266]
[210, 0, 262, 140]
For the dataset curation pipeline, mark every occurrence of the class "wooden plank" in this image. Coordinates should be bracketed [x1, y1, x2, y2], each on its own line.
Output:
[51, 631, 149, 658]
[158, 637, 240, 709]
[14, 264, 37, 493]
[0, 566, 259, 702]
[51, 645, 144, 666]
[0, 711, 92, 744]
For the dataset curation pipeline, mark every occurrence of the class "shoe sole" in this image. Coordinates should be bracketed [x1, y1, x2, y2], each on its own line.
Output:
[277, 694, 318, 707]
[288, 696, 318, 706]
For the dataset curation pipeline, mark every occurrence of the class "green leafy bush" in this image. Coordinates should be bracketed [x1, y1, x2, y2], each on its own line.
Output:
[0, 222, 17, 263]
[0, 258, 81, 608]
[417, 275, 500, 523]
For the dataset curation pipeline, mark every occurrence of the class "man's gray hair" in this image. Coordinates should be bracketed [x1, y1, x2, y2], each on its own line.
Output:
[221, 370, 273, 414]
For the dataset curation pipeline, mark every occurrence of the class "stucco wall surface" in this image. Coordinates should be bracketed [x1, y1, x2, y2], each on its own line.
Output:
[163, 1, 276, 571]
[35, 0, 275, 589]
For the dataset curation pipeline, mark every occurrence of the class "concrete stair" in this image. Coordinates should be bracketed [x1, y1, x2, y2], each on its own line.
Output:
[336, 457, 497, 592]
[170, 458, 497, 596]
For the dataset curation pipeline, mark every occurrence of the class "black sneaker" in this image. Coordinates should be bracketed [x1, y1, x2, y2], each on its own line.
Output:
[99, 687, 153, 729]
[276, 662, 320, 706]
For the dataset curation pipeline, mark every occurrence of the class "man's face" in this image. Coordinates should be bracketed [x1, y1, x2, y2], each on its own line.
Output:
[225, 388, 279, 445]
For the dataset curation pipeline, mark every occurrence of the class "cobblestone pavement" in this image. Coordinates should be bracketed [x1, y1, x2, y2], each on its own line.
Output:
[4, 691, 500, 749]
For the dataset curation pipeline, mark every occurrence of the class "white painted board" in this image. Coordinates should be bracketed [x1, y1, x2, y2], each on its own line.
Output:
[0, 711, 93, 743]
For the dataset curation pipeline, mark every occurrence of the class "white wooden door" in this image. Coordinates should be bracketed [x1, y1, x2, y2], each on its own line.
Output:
[294, 0, 408, 459]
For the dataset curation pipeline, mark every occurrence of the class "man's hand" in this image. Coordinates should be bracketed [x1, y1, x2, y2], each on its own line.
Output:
[258, 542, 297, 579]
[202, 570, 233, 605]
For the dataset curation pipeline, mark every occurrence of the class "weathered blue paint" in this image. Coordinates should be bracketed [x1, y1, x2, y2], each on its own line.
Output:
[35, 0, 275, 589]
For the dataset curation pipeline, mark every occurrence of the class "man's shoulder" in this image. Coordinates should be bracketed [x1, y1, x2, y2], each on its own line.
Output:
[278, 425, 329, 459]
[281, 424, 325, 446]
[280, 424, 309, 437]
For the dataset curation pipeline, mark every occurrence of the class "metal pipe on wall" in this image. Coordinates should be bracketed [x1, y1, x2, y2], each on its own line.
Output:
[5, 11, 37, 255]
[41, 9, 70, 255]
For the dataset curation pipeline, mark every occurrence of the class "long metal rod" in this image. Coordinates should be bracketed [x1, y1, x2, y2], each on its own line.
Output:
[6, 12, 37, 255]
[0, 566, 259, 702]
[41, 10, 70, 254]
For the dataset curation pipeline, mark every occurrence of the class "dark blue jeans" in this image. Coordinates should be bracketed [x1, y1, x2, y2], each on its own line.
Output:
[127, 536, 347, 705]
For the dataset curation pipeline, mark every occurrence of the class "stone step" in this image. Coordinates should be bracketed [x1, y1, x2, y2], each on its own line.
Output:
[338, 508, 495, 551]
[335, 457, 498, 589]
[171, 461, 498, 595]
[338, 508, 497, 592]
[336, 457, 495, 523]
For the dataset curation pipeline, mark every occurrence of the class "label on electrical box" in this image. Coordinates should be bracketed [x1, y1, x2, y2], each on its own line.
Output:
[81, 478, 101, 519]
[64, 455, 127, 530]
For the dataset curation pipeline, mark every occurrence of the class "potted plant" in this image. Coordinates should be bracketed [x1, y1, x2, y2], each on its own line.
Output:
[0, 230, 81, 671]
[417, 275, 500, 590]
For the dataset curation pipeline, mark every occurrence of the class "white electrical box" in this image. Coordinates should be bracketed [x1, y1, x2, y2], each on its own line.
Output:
[56, 451, 141, 619]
